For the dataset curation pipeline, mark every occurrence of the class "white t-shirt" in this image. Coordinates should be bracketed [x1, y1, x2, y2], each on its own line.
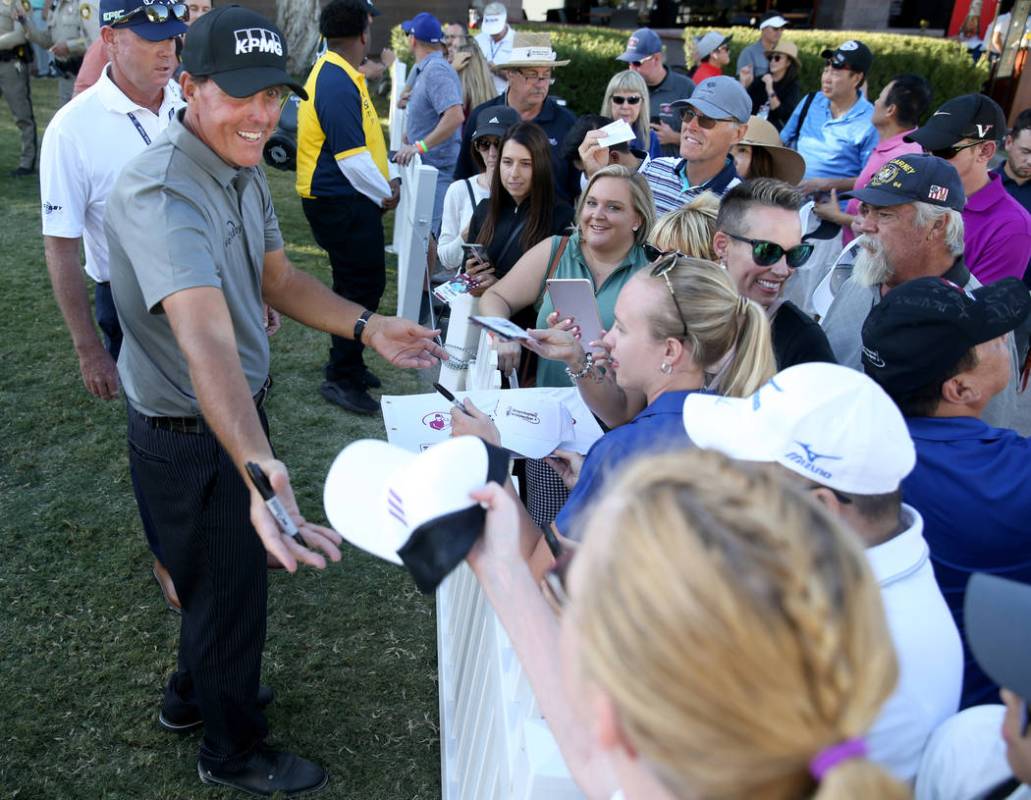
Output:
[866, 505, 964, 782]
[916, 705, 1031, 799]
[438, 175, 491, 270]
[475, 25, 515, 96]
[39, 65, 183, 282]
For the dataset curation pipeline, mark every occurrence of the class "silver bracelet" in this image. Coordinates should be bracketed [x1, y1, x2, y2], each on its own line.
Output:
[564, 351, 594, 381]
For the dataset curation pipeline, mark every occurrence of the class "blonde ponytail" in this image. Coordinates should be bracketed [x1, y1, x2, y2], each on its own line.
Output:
[814, 758, 909, 800]
[717, 296, 777, 398]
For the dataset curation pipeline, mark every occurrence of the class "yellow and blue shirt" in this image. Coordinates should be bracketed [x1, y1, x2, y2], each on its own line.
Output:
[295, 50, 388, 200]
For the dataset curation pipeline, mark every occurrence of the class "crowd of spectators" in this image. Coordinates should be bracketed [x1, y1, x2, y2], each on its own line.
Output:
[15, 0, 1031, 796]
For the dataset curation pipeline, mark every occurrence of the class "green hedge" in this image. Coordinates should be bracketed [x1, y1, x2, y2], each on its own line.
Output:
[682, 27, 989, 118]
[391, 25, 989, 122]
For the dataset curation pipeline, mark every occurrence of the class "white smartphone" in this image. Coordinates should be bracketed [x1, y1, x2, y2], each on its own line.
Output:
[470, 315, 532, 341]
[546, 279, 604, 351]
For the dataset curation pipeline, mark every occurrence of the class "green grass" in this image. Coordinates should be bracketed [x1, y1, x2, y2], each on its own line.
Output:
[0, 78, 441, 799]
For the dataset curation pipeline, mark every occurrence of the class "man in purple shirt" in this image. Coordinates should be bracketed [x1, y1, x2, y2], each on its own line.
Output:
[907, 94, 1031, 284]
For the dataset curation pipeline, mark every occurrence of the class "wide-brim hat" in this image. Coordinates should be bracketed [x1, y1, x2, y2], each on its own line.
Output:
[494, 32, 569, 69]
[740, 115, 806, 184]
[765, 39, 800, 68]
[324, 436, 510, 593]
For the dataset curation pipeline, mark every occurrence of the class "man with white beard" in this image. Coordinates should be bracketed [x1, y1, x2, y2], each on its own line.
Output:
[822, 152, 1025, 431]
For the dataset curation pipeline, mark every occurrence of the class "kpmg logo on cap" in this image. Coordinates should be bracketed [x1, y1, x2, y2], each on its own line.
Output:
[234, 27, 283, 56]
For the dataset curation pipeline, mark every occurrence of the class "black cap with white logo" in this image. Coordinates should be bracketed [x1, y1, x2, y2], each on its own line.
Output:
[181, 5, 308, 100]
[820, 40, 873, 74]
[471, 105, 519, 140]
[905, 93, 1008, 151]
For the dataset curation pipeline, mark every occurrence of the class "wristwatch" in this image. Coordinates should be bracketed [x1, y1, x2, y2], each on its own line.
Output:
[354, 310, 374, 343]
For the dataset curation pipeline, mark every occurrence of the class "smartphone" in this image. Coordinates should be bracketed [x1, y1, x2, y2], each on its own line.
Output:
[470, 315, 532, 341]
[461, 242, 488, 264]
[649, 114, 661, 125]
[546, 278, 604, 352]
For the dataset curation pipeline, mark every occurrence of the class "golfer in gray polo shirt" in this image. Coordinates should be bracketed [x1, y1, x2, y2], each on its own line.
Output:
[105, 7, 443, 796]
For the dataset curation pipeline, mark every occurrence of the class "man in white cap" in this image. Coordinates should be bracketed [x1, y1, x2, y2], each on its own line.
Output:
[474, 1, 514, 96]
[737, 11, 787, 85]
[684, 362, 963, 782]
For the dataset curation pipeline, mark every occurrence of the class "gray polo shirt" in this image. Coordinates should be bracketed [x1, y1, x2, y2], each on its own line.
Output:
[647, 67, 695, 158]
[736, 42, 770, 79]
[106, 110, 284, 418]
[404, 51, 462, 173]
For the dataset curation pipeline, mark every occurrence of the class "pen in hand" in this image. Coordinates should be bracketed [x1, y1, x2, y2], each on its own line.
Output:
[245, 462, 310, 549]
[433, 381, 470, 415]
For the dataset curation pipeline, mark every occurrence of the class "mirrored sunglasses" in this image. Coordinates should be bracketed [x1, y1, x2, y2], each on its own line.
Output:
[110, 2, 189, 25]
[611, 95, 642, 106]
[726, 232, 814, 269]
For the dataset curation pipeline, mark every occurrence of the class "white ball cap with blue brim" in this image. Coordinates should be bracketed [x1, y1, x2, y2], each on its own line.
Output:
[682, 363, 916, 495]
[324, 436, 510, 593]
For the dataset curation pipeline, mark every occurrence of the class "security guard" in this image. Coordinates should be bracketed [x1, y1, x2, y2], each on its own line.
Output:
[14, 0, 98, 105]
[0, 0, 37, 175]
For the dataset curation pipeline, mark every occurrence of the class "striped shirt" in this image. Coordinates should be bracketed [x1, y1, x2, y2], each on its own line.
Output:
[640, 156, 740, 216]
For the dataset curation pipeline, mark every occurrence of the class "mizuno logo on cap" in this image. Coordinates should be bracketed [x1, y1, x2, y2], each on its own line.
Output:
[234, 27, 282, 56]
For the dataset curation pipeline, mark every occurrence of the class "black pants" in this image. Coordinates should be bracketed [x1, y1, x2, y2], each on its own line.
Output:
[302, 195, 385, 387]
[127, 405, 269, 769]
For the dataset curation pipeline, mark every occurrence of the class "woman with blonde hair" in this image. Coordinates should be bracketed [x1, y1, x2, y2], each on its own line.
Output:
[452, 43, 497, 116]
[454, 256, 776, 540]
[600, 70, 660, 158]
[648, 191, 720, 259]
[467, 448, 908, 800]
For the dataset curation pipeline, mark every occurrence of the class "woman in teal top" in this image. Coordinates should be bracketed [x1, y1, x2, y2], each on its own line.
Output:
[478, 165, 655, 387]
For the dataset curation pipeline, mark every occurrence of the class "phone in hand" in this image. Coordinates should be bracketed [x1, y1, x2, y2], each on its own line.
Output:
[461, 242, 488, 266]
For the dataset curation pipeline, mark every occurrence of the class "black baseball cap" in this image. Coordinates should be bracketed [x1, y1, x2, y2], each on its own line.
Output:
[861, 276, 1031, 396]
[966, 573, 1031, 702]
[821, 40, 872, 74]
[365, 0, 381, 17]
[843, 153, 965, 211]
[905, 93, 1008, 151]
[181, 5, 308, 100]
[471, 106, 519, 140]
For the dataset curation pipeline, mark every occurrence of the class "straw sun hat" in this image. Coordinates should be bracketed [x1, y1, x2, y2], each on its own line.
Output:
[494, 32, 570, 69]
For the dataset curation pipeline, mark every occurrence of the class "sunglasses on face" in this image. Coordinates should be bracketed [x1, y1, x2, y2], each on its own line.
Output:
[679, 108, 732, 130]
[630, 54, 656, 67]
[930, 140, 982, 160]
[769, 53, 786, 62]
[110, 1, 189, 25]
[611, 94, 642, 106]
[474, 137, 501, 153]
[725, 232, 814, 269]
[648, 249, 689, 337]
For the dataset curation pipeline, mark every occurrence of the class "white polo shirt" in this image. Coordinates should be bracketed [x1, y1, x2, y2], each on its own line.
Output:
[474, 25, 514, 95]
[39, 65, 183, 283]
[866, 505, 964, 782]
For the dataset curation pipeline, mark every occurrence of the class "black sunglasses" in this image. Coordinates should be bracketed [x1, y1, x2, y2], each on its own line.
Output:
[474, 137, 501, 152]
[930, 140, 982, 160]
[679, 108, 732, 130]
[611, 95, 642, 106]
[629, 54, 656, 67]
[110, 2, 189, 25]
[647, 248, 689, 337]
[725, 232, 814, 269]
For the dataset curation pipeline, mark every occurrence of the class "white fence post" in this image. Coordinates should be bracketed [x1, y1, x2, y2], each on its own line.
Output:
[393, 157, 438, 322]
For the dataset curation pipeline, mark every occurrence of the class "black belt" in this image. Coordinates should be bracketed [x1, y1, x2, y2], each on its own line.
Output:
[144, 377, 271, 434]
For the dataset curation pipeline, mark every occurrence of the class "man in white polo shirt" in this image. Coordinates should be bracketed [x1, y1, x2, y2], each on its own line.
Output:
[39, 0, 186, 401]
[474, 1, 514, 96]
[683, 362, 963, 783]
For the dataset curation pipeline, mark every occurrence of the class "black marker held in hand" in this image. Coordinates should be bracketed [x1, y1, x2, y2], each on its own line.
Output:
[245, 462, 310, 549]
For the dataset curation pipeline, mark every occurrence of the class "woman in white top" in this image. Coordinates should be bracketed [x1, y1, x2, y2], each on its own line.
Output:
[437, 105, 519, 273]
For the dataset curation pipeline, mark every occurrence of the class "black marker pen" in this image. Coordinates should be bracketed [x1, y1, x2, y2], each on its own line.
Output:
[245, 462, 309, 548]
[433, 381, 470, 415]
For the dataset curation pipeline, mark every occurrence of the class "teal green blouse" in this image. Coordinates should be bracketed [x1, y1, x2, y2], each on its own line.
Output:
[534, 232, 651, 388]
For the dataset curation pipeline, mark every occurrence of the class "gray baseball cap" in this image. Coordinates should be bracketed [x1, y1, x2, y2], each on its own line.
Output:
[671, 76, 750, 124]
[966, 573, 1031, 701]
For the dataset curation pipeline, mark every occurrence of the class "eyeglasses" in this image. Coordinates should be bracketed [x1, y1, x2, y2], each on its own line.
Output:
[629, 54, 656, 67]
[611, 94, 642, 106]
[516, 70, 553, 83]
[647, 248, 689, 337]
[930, 140, 983, 160]
[725, 232, 814, 269]
[474, 137, 501, 152]
[679, 108, 733, 130]
[109, 1, 189, 25]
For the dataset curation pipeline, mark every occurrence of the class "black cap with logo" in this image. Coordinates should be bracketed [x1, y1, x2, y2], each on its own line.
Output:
[861, 276, 1031, 396]
[471, 106, 519, 140]
[905, 93, 1008, 151]
[843, 153, 965, 211]
[820, 40, 873, 74]
[181, 5, 308, 100]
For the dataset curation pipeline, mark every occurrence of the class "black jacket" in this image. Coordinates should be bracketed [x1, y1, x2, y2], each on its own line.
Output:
[747, 76, 801, 132]
[467, 195, 574, 280]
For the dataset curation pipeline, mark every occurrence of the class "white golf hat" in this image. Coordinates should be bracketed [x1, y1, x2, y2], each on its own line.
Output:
[494, 395, 574, 458]
[760, 14, 789, 29]
[682, 363, 915, 495]
[480, 1, 507, 36]
[324, 436, 510, 592]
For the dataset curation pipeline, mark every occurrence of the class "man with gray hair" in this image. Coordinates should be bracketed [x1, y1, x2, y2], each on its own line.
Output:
[821, 152, 1026, 431]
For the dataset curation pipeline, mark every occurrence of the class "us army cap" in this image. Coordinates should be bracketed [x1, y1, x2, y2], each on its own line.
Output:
[181, 5, 308, 100]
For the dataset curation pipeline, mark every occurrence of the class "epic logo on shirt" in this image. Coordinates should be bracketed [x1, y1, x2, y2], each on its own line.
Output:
[234, 28, 283, 56]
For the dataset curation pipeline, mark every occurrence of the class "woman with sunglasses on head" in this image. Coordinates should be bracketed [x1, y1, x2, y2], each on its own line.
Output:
[464, 121, 575, 298]
[437, 106, 517, 275]
[466, 448, 907, 800]
[601, 71, 661, 158]
[746, 39, 801, 131]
